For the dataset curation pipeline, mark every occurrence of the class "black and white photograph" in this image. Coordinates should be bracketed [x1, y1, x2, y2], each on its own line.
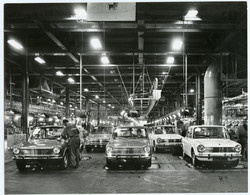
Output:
[2, 1, 248, 194]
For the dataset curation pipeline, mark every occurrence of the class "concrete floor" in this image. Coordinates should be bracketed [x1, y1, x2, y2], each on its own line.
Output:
[4, 149, 248, 194]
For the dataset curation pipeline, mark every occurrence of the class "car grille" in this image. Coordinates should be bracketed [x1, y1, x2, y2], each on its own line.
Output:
[160, 139, 181, 143]
[206, 147, 235, 153]
[20, 149, 54, 155]
[112, 148, 143, 154]
[90, 139, 109, 143]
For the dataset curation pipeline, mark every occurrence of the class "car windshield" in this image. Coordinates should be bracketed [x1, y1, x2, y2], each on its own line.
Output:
[31, 126, 64, 139]
[91, 126, 112, 134]
[193, 127, 229, 139]
[154, 126, 175, 134]
[113, 127, 148, 138]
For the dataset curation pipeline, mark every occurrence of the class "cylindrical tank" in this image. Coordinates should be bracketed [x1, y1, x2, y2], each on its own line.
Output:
[204, 61, 222, 125]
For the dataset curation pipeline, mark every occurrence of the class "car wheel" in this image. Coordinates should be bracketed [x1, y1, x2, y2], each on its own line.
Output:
[143, 160, 152, 168]
[16, 161, 26, 171]
[106, 159, 116, 169]
[182, 150, 187, 160]
[60, 152, 69, 169]
[191, 150, 199, 167]
[85, 146, 92, 153]
[229, 159, 239, 168]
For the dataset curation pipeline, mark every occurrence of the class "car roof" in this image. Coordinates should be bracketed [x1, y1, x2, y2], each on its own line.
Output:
[40, 126, 64, 128]
[155, 125, 175, 127]
[116, 126, 146, 128]
[190, 125, 224, 128]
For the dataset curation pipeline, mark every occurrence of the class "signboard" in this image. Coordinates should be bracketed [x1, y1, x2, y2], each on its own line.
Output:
[87, 3, 136, 21]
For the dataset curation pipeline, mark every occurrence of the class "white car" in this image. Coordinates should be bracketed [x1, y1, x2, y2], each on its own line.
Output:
[149, 125, 182, 155]
[182, 125, 242, 167]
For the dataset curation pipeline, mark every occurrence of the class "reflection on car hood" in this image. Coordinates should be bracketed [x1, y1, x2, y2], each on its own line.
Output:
[150, 134, 182, 139]
[88, 134, 111, 139]
[110, 138, 149, 148]
[20, 139, 61, 148]
[194, 139, 238, 147]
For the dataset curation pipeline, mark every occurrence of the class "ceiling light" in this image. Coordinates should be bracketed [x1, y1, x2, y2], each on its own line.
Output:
[91, 38, 102, 49]
[84, 88, 89, 92]
[108, 104, 111, 107]
[172, 39, 183, 50]
[101, 56, 110, 64]
[7, 39, 23, 50]
[56, 71, 64, 76]
[74, 8, 87, 20]
[103, 100, 106, 103]
[95, 95, 99, 99]
[112, 106, 115, 109]
[166, 56, 175, 64]
[70, 105, 72, 108]
[68, 78, 75, 84]
[60, 102, 64, 105]
[35, 57, 46, 64]
[190, 89, 195, 93]
[185, 10, 198, 18]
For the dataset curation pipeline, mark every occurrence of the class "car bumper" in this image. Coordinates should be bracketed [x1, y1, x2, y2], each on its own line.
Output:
[196, 154, 242, 162]
[85, 144, 107, 148]
[13, 155, 63, 160]
[106, 155, 151, 164]
[156, 143, 182, 149]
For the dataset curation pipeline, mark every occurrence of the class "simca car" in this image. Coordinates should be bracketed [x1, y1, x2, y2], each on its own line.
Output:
[85, 126, 112, 152]
[13, 125, 69, 171]
[182, 125, 242, 167]
[149, 125, 182, 155]
[105, 126, 152, 168]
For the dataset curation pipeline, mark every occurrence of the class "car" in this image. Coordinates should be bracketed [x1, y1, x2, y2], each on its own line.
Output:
[105, 126, 152, 168]
[12, 125, 69, 171]
[85, 126, 113, 152]
[149, 125, 182, 155]
[182, 125, 242, 167]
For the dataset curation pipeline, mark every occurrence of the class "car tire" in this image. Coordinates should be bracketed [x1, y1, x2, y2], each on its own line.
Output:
[106, 159, 116, 169]
[143, 160, 152, 168]
[229, 159, 239, 168]
[183, 150, 187, 160]
[85, 146, 92, 153]
[191, 150, 200, 167]
[60, 152, 69, 169]
[16, 161, 26, 171]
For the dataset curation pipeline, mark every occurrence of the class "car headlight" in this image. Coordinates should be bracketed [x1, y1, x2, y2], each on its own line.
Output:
[144, 146, 151, 153]
[106, 146, 113, 153]
[235, 144, 242, 152]
[13, 147, 20, 155]
[197, 145, 206, 152]
[53, 146, 61, 154]
[157, 138, 162, 143]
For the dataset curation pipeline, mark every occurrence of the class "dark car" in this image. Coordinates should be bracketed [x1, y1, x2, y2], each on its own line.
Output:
[12, 126, 69, 171]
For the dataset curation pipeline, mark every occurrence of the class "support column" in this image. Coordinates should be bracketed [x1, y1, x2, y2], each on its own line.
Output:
[97, 102, 100, 125]
[196, 71, 202, 125]
[65, 85, 70, 118]
[85, 97, 90, 122]
[22, 64, 29, 140]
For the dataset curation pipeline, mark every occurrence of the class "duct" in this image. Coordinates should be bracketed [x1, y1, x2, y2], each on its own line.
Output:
[204, 61, 222, 125]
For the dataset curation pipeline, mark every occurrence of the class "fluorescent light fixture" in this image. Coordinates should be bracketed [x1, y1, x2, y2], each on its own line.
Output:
[74, 8, 87, 20]
[35, 57, 46, 64]
[91, 38, 102, 49]
[68, 78, 75, 83]
[60, 102, 64, 105]
[166, 56, 175, 64]
[56, 71, 64, 76]
[190, 89, 195, 93]
[184, 9, 201, 21]
[101, 56, 110, 64]
[84, 88, 89, 92]
[172, 39, 183, 50]
[185, 10, 198, 18]
[7, 39, 23, 50]
[95, 95, 99, 99]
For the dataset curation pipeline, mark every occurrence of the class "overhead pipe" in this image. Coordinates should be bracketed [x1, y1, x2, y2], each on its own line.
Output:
[204, 60, 222, 125]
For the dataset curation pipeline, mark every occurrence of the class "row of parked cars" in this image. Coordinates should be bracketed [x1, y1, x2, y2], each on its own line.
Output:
[12, 124, 242, 171]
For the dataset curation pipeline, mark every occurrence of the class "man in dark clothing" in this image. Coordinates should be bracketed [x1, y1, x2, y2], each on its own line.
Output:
[236, 117, 248, 161]
[61, 119, 80, 168]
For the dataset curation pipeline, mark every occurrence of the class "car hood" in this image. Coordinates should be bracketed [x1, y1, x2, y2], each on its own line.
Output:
[150, 134, 182, 139]
[194, 139, 239, 147]
[88, 134, 111, 139]
[20, 139, 61, 148]
[109, 138, 148, 148]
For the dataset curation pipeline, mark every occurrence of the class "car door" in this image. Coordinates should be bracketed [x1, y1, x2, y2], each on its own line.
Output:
[182, 127, 193, 157]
